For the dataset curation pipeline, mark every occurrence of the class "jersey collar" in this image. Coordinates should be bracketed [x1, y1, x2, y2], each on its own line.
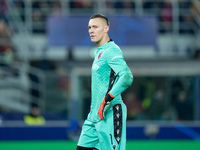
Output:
[97, 39, 113, 51]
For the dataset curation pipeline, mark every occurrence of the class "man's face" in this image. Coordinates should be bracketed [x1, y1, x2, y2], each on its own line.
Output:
[88, 18, 109, 45]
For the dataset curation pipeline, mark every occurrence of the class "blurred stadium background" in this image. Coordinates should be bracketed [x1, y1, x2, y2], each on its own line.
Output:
[0, 0, 200, 149]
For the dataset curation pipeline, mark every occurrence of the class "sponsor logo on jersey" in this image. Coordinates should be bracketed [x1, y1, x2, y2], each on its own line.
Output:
[92, 64, 99, 71]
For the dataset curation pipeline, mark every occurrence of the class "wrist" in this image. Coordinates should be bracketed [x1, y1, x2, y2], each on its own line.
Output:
[105, 92, 115, 102]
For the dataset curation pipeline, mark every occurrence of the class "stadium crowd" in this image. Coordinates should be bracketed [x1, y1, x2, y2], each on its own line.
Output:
[10, 0, 197, 34]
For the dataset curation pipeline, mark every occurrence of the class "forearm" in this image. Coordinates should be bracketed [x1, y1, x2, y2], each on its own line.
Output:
[109, 70, 133, 97]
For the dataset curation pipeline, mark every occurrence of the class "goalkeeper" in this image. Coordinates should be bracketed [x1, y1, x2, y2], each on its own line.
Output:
[77, 13, 133, 150]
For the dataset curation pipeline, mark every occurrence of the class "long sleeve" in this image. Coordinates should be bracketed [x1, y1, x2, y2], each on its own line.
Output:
[109, 68, 133, 97]
[106, 47, 133, 97]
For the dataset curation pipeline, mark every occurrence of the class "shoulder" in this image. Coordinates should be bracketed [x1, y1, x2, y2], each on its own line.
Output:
[104, 43, 124, 62]
[109, 41, 121, 50]
[106, 42, 122, 55]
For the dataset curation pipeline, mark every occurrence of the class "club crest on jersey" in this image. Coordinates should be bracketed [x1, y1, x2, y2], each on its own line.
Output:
[98, 51, 103, 60]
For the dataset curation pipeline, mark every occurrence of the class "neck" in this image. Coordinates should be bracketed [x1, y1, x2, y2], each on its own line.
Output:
[96, 35, 110, 47]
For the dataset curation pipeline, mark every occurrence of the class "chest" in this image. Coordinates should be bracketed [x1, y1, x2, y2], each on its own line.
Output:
[92, 50, 110, 76]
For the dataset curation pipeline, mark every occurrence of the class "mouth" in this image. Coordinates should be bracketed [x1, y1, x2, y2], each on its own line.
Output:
[90, 35, 95, 39]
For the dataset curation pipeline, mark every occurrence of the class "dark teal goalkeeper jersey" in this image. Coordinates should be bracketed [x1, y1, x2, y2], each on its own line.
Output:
[87, 40, 133, 122]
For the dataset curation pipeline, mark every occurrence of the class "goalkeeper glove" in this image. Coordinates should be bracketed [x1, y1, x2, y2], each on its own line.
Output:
[98, 92, 115, 119]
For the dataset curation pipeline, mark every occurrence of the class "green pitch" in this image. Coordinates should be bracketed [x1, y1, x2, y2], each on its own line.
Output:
[0, 140, 200, 150]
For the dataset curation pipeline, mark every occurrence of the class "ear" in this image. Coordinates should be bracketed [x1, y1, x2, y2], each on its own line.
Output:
[104, 25, 109, 33]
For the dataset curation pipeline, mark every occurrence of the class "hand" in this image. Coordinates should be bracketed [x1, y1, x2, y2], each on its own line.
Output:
[98, 98, 111, 119]
[98, 92, 115, 119]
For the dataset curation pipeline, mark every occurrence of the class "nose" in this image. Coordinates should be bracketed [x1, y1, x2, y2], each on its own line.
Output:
[89, 28, 94, 34]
